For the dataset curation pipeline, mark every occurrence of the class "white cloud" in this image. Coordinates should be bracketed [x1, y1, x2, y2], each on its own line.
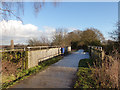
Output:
[42, 26, 56, 41]
[0, 20, 56, 45]
[68, 27, 78, 32]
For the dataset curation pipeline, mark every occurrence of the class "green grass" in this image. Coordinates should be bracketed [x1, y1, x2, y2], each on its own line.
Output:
[2, 55, 63, 89]
[79, 59, 93, 68]
[74, 59, 97, 88]
[74, 67, 97, 88]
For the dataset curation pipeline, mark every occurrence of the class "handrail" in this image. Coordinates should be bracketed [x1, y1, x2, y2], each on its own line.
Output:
[88, 46, 102, 51]
[0, 46, 60, 52]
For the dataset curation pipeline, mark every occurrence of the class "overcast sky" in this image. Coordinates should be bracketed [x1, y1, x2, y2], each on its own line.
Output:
[0, 2, 118, 45]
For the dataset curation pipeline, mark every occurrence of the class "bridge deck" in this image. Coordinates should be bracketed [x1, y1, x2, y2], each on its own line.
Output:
[10, 49, 89, 88]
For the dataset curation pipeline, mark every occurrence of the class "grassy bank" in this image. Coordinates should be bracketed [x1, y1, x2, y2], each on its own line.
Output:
[74, 57, 118, 88]
[74, 59, 97, 88]
[2, 55, 63, 89]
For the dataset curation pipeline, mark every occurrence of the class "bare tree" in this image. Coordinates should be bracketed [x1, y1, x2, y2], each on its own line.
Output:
[28, 38, 42, 46]
[92, 28, 105, 43]
[114, 21, 120, 43]
[0, 1, 58, 21]
[40, 35, 50, 45]
[52, 28, 69, 46]
[80, 28, 103, 46]
[0, 1, 58, 45]
[28, 36, 50, 46]
[1, 2, 24, 21]
[67, 30, 82, 42]
[109, 21, 120, 53]
[52, 28, 104, 49]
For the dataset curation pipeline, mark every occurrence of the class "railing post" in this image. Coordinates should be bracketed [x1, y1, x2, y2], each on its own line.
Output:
[101, 50, 105, 60]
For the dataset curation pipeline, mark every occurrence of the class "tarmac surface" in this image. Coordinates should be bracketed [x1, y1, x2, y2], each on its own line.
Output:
[11, 49, 89, 88]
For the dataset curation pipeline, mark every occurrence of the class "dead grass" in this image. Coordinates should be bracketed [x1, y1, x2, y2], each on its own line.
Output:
[90, 51, 119, 88]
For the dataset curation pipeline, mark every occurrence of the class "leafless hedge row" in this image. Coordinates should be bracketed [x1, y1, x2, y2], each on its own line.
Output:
[89, 46, 120, 88]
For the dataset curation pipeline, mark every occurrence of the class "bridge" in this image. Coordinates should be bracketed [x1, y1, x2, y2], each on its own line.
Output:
[1, 45, 90, 88]
[10, 49, 89, 88]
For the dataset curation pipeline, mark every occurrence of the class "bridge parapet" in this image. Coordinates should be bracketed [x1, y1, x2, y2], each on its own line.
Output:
[1, 46, 71, 69]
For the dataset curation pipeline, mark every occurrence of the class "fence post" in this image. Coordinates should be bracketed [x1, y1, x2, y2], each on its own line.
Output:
[101, 50, 105, 60]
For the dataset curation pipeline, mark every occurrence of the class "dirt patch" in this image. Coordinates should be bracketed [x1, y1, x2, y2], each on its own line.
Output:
[2, 60, 22, 75]
[2, 60, 23, 83]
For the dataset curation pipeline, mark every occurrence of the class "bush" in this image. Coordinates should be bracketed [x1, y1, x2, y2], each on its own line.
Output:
[91, 55, 119, 88]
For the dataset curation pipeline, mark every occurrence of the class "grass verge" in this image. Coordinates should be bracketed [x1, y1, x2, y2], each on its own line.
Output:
[2, 55, 63, 89]
[74, 59, 97, 88]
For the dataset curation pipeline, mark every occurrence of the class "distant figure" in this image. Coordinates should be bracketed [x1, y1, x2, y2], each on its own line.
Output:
[61, 47, 65, 55]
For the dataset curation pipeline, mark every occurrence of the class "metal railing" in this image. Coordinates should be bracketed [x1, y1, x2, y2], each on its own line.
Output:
[27, 46, 59, 51]
[0, 46, 60, 52]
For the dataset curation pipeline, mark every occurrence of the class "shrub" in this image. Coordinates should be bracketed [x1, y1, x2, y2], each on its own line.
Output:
[91, 54, 119, 88]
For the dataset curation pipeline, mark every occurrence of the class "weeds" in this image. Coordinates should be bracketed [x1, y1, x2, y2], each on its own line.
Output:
[91, 54, 119, 88]
[89, 48, 119, 88]
[74, 48, 119, 88]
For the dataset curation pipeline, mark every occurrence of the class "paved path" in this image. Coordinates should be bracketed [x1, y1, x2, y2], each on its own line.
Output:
[11, 49, 89, 88]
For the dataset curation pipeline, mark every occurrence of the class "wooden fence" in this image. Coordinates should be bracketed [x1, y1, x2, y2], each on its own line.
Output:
[88, 46, 105, 60]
